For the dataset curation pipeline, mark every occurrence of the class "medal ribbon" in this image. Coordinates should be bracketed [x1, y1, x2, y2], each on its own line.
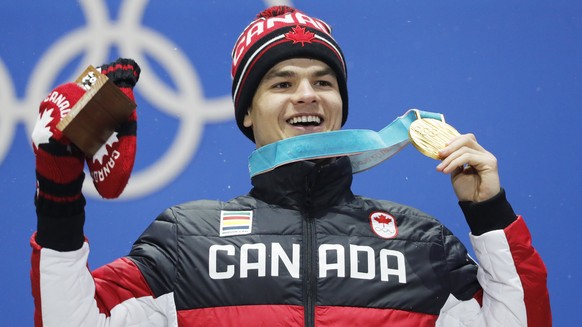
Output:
[248, 109, 445, 177]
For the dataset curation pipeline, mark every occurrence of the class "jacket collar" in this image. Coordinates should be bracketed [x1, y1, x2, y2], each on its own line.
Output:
[249, 156, 355, 210]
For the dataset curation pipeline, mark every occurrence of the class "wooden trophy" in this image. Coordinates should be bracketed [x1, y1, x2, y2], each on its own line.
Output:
[56, 66, 136, 157]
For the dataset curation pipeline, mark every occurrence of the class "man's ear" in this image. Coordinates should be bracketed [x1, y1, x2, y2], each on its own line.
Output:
[243, 108, 253, 128]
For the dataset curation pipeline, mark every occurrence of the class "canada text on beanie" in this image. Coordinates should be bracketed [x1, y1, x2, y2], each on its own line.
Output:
[231, 6, 348, 141]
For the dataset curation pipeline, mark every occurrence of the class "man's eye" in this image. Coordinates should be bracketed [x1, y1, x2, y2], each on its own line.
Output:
[315, 80, 333, 87]
[273, 82, 292, 89]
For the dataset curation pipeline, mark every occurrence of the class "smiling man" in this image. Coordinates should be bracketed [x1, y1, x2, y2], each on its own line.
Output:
[244, 58, 343, 147]
[30, 5, 550, 327]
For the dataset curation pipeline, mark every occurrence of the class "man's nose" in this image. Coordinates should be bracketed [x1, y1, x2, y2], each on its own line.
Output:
[292, 80, 317, 104]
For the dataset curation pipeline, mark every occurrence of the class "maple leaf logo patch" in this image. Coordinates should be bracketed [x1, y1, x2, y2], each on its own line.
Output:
[31, 109, 55, 149]
[92, 132, 119, 165]
[285, 25, 315, 46]
[369, 211, 398, 239]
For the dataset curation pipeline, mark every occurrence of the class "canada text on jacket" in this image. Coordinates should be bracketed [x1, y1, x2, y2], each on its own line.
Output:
[209, 242, 407, 283]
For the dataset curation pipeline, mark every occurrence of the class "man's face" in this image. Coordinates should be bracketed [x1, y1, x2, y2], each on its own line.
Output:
[244, 58, 343, 148]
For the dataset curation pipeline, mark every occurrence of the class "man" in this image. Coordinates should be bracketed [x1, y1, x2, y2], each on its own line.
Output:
[30, 6, 551, 326]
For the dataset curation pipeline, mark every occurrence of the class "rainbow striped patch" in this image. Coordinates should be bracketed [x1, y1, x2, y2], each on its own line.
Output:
[219, 210, 253, 237]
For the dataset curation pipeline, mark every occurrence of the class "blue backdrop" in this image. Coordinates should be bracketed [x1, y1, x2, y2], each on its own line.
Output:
[1, 1, 580, 325]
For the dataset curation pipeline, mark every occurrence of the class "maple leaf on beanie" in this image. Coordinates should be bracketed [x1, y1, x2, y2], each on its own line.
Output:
[32, 83, 87, 218]
[86, 58, 141, 199]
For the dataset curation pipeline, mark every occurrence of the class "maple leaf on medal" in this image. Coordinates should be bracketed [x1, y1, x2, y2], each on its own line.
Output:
[285, 25, 315, 46]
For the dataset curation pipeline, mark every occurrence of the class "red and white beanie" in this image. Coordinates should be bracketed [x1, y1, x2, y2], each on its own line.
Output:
[231, 5, 348, 141]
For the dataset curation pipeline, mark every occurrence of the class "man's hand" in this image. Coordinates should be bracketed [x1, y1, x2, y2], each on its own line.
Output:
[436, 133, 501, 202]
[87, 58, 140, 199]
[32, 83, 87, 216]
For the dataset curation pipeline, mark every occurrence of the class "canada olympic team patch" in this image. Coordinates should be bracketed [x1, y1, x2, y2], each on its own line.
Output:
[369, 211, 398, 239]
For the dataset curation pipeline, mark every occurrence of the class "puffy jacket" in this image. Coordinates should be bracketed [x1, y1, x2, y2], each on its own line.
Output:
[31, 157, 551, 326]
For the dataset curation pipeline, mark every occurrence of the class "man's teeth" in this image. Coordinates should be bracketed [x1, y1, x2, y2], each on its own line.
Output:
[288, 116, 321, 125]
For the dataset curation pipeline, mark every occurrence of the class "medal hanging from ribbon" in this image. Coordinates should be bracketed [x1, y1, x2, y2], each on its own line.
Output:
[248, 109, 460, 177]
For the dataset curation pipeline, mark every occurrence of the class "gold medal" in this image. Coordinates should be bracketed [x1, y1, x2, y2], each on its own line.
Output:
[409, 118, 460, 160]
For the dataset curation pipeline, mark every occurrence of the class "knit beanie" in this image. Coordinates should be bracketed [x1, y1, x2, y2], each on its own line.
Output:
[231, 6, 348, 141]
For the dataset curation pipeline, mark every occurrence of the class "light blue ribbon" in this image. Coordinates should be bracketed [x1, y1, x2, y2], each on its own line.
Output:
[248, 109, 445, 177]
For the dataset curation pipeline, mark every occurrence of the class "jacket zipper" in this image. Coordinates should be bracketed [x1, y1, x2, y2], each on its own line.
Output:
[303, 178, 316, 327]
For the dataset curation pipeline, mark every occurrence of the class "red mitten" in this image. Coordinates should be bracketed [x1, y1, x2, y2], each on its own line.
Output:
[86, 58, 141, 199]
[32, 83, 86, 217]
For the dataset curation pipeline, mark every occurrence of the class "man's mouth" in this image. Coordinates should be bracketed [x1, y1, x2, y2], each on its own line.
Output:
[287, 115, 322, 127]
